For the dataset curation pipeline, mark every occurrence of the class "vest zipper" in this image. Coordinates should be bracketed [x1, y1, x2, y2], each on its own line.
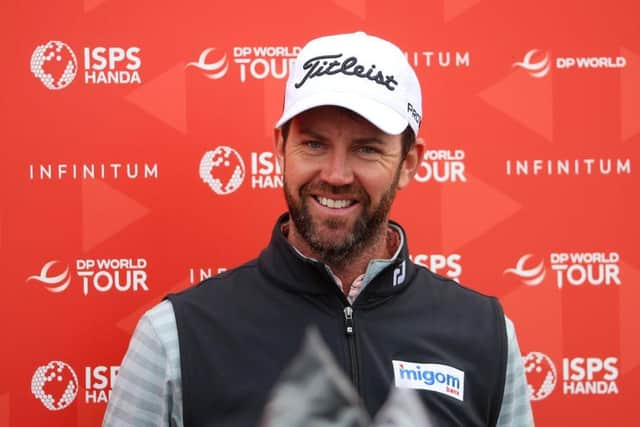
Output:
[343, 306, 359, 389]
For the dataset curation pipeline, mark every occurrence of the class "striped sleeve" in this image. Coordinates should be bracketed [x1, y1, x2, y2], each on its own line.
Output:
[102, 300, 183, 427]
[496, 317, 535, 427]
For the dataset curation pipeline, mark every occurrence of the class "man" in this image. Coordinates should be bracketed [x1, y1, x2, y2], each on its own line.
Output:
[103, 32, 534, 426]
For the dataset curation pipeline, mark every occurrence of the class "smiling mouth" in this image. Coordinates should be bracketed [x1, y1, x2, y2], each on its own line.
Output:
[313, 196, 357, 209]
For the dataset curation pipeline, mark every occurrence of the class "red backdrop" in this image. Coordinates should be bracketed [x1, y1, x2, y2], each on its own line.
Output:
[2, 0, 639, 425]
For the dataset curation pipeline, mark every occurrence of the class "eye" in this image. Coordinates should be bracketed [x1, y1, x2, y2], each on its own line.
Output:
[355, 145, 381, 156]
[304, 140, 325, 151]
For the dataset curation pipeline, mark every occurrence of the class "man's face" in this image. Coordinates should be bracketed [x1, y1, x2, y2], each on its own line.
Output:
[275, 106, 420, 264]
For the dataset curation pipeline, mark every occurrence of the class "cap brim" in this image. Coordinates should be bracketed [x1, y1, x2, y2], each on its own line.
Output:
[275, 91, 408, 135]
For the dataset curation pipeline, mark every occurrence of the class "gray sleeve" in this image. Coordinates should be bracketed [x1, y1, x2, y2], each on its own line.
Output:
[496, 317, 535, 427]
[102, 300, 183, 427]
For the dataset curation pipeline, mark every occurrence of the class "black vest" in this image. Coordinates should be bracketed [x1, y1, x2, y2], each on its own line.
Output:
[167, 214, 507, 426]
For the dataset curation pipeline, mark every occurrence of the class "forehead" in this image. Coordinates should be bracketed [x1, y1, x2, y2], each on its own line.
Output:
[291, 106, 389, 138]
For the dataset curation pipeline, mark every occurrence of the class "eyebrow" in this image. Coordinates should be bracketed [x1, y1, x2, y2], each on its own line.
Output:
[352, 137, 385, 145]
[299, 128, 385, 145]
[298, 128, 328, 141]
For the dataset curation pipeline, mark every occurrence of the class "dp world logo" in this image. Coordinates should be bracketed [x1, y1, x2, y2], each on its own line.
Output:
[31, 361, 79, 411]
[27, 260, 71, 293]
[504, 254, 546, 286]
[523, 352, 557, 401]
[513, 49, 551, 78]
[186, 48, 229, 79]
[200, 146, 246, 195]
[30, 41, 78, 90]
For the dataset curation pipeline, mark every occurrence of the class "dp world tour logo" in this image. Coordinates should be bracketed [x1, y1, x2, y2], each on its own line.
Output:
[200, 146, 246, 195]
[523, 352, 557, 401]
[513, 49, 551, 78]
[186, 48, 229, 79]
[31, 361, 79, 411]
[27, 260, 71, 293]
[30, 41, 78, 90]
[504, 254, 546, 286]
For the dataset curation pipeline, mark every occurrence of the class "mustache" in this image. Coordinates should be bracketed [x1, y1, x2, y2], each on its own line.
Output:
[301, 182, 367, 198]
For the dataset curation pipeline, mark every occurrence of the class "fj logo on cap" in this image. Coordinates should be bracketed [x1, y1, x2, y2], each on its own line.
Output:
[392, 360, 465, 401]
[294, 53, 398, 91]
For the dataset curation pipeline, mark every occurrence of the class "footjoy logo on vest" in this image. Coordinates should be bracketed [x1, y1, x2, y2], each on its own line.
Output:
[392, 260, 406, 287]
[392, 360, 464, 401]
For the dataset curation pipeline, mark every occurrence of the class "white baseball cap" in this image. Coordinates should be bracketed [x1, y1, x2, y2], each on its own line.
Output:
[275, 32, 423, 135]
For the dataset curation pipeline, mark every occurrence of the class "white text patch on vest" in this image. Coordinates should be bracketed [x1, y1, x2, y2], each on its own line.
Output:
[392, 360, 465, 401]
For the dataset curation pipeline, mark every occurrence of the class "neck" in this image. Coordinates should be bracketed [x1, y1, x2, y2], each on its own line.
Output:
[285, 220, 397, 293]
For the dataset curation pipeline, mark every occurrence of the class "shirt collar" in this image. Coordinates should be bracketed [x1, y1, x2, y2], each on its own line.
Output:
[281, 220, 405, 304]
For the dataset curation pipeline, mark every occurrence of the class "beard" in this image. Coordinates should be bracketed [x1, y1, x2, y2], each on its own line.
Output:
[284, 170, 400, 269]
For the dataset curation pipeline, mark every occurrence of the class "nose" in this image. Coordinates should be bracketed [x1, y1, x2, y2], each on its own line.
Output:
[319, 149, 354, 186]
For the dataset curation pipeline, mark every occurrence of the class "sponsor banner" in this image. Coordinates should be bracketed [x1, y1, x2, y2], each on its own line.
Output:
[505, 158, 632, 177]
[28, 258, 149, 296]
[189, 266, 228, 285]
[415, 150, 467, 183]
[411, 253, 462, 282]
[504, 252, 622, 289]
[524, 352, 619, 401]
[514, 49, 627, 78]
[31, 361, 119, 410]
[200, 146, 282, 195]
[28, 162, 159, 181]
[31, 41, 142, 90]
[188, 46, 300, 82]
[405, 51, 471, 69]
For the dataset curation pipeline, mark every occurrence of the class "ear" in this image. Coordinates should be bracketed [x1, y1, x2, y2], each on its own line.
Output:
[274, 127, 285, 168]
[397, 137, 425, 190]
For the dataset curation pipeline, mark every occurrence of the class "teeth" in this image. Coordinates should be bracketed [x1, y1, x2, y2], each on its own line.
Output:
[317, 197, 353, 209]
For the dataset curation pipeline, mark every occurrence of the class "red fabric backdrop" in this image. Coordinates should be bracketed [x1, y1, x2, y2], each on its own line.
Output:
[2, 0, 639, 425]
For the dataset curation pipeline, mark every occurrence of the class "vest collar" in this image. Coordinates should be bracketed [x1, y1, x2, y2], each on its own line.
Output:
[257, 213, 416, 301]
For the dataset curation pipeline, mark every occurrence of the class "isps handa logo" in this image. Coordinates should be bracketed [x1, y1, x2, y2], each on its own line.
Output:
[30, 41, 78, 90]
[31, 361, 79, 410]
[32, 361, 119, 410]
[31, 40, 142, 90]
[199, 146, 246, 195]
[524, 352, 619, 401]
[200, 146, 282, 195]
[27, 258, 149, 296]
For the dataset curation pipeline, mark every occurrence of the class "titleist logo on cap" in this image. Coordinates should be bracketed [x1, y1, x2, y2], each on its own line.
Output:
[294, 53, 399, 91]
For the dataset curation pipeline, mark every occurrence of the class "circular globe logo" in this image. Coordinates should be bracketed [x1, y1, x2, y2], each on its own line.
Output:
[523, 351, 557, 401]
[30, 41, 78, 90]
[31, 361, 79, 411]
[199, 146, 246, 195]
